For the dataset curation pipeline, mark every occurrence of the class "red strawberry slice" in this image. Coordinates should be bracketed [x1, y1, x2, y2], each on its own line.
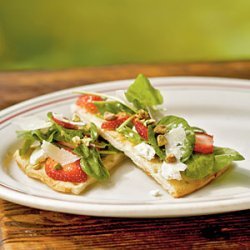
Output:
[194, 133, 214, 154]
[101, 116, 129, 130]
[52, 114, 77, 129]
[132, 119, 148, 141]
[45, 158, 87, 183]
[76, 95, 103, 114]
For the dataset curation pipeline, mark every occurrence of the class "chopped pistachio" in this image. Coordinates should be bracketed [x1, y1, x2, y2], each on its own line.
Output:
[54, 163, 62, 170]
[72, 136, 81, 145]
[104, 112, 117, 121]
[27, 164, 42, 171]
[137, 109, 150, 120]
[157, 135, 168, 147]
[165, 153, 177, 163]
[154, 125, 167, 134]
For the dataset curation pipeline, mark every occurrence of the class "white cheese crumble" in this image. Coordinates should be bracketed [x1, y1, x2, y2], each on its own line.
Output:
[72, 136, 81, 144]
[149, 189, 162, 197]
[165, 125, 186, 160]
[134, 142, 155, 160]
[41, 141, 80, 165]
[30, 147, 48, 165]
[13, 116, 52, 131]
[161, 161, 187, 180]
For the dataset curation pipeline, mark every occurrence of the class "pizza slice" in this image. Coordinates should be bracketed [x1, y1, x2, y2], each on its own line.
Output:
[72, 74, 244, 197]
[14, 112, 125, 194]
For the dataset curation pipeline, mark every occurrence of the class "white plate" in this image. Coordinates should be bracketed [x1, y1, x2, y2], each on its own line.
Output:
[0, 77, 249, 217]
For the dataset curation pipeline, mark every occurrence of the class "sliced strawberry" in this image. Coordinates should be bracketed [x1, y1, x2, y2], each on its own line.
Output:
[52, 114, 77, 129]
[132, 119, 148, 141]
[76, 95, 103, 114]
[194, 133, 214, 154]
[45, 158, 87, 183]
[101, 116, 129, 130]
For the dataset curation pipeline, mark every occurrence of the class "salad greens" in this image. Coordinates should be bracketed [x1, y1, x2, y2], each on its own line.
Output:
[93, 101, 134, 115]
[184, 154, 215, 179]
[125, 74, 163, 110]
[117, 127, 142, 145]
[74, 74, 244, 182]
[213, 147, 244, 172]
[74, 145, 110, 180]
[184, 147, 244, 179]
[17, 112, 118, 181]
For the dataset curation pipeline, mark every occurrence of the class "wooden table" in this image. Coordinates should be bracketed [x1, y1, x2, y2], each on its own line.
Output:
[0, 61, 249, 249]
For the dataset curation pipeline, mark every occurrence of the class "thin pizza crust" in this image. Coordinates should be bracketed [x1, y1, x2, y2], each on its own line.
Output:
[73, 104, 229, 198]
[14, 150, 125, 195]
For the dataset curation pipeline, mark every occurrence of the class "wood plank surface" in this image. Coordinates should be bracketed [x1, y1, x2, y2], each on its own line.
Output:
[0, 61, 250, 249]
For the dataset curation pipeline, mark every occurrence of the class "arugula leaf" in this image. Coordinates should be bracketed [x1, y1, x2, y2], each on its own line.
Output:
[192, 126, 206, 133]
[184, 147, 244, 180]
[214, 147, 244, 171]
[158, 115, 195, 162]
[125, 74, 163, 110]
[73, 144, 90, 158]
[90, 122, 98, 141]
[117, 127, 142, 145]
[79, 148, 110, 181]
[19, 138, 35, 156]
[184, 154, 215, 179]
[93, 101, 134, 115]
[147, 125, 166, 160]
[17, 129, 54, 156]
[47, 113, 84, 143]
[74, 144, 111, 180]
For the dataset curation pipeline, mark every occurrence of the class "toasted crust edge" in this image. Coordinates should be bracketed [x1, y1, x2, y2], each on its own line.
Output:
[73, 105, 229, 198]
[14, 150, 125, 195]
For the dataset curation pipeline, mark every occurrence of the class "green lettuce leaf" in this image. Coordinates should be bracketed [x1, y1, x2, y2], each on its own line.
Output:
[158, 115, 195, 162]
[192, 126, 206, 133]
[90, 122, 98, 141]
[214, 146, 244, 171]
[184, 154, 215, 179]
[117, 127, 142, 145]
[125, 74, 163, 110]
[78, 147, 110, 181]
[17, 129, 56, 156]
[184, 147, 244, 180]
[93, 101, 134, 115]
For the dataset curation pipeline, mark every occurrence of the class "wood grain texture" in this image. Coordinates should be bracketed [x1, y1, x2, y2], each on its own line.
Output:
[0, 200, 249, 250]
[0, 61, 250, 249]
[1, 61, 250, 110]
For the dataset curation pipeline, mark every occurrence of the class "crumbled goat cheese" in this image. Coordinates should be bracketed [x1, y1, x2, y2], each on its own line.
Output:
[134, 142, 155, 160]
[149, 189, 162, 197]
[165, 125, 186, 160]
[72, 136, 81, 144]
[161, 161, 187, 180]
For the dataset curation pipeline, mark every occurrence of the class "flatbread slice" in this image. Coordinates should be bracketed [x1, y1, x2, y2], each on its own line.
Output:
[14, 150, 125, 195]
[73, 105, 229, 198]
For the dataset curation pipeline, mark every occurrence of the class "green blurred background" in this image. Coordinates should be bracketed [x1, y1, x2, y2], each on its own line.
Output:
[0, 0, 250, 70]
